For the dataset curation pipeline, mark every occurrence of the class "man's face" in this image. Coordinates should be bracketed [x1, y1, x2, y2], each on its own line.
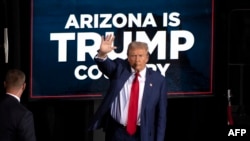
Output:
[127, 48, 149, 72]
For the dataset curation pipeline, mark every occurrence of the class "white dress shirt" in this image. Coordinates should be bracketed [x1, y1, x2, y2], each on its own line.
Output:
[110, 67, 146, 126]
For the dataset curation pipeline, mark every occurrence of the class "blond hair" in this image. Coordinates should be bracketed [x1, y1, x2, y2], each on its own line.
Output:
[127, 41, 149, 55]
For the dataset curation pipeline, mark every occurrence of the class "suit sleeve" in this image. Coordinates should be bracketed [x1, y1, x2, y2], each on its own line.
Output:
[156, 79, 167, 141]
[94, 56, 117, 77]
[18, 111, 37, 141]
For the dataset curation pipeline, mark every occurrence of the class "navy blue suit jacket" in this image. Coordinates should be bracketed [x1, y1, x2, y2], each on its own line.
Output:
[0, 94, 36, 141]
[89, 57, 168, 141]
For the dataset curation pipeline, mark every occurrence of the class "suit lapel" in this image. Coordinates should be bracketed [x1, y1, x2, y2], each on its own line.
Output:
[141, 68, 153, 114]
[108, 63, 132, 108]
[115, 63, 132, 96]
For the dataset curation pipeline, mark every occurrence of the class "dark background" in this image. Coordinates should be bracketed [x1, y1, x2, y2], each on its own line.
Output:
[1, 0, 250, 140]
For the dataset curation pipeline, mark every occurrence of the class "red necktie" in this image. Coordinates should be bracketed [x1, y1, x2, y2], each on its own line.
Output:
[126, 72, 139, 135]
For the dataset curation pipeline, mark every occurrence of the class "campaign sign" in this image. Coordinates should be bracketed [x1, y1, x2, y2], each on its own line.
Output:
[30, 0, 214, 99]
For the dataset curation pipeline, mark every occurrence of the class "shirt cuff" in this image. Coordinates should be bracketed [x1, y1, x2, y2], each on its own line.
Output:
[94, 54, 107, 61]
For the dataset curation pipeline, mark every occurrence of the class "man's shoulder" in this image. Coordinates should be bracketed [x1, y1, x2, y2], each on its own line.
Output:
[0, 95, 29, 113]
[147, 67, 164, 77]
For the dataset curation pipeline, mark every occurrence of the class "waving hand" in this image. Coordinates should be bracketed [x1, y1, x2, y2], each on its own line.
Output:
[97, 34, 117, 58]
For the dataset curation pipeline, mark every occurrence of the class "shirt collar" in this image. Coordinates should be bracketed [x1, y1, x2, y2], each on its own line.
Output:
[6, 93, 20, 102]
[131, 67, 147, 78]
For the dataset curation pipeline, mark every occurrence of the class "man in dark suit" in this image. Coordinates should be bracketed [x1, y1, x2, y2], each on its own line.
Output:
[0, 69, 36, 141]
[88, 35, 168, 141]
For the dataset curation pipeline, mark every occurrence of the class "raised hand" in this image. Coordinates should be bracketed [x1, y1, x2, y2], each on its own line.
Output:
[98, 34, 117, 58]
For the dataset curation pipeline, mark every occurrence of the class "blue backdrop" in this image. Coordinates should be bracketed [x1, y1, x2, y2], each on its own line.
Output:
[30, 0, 214, 98]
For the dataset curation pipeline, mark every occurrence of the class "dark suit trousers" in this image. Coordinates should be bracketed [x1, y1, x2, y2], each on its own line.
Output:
[105, 115, 141, 141]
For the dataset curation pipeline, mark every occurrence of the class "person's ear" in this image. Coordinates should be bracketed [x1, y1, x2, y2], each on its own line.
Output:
[22, 83, 26, 91]
[146, 52, 150, 62]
